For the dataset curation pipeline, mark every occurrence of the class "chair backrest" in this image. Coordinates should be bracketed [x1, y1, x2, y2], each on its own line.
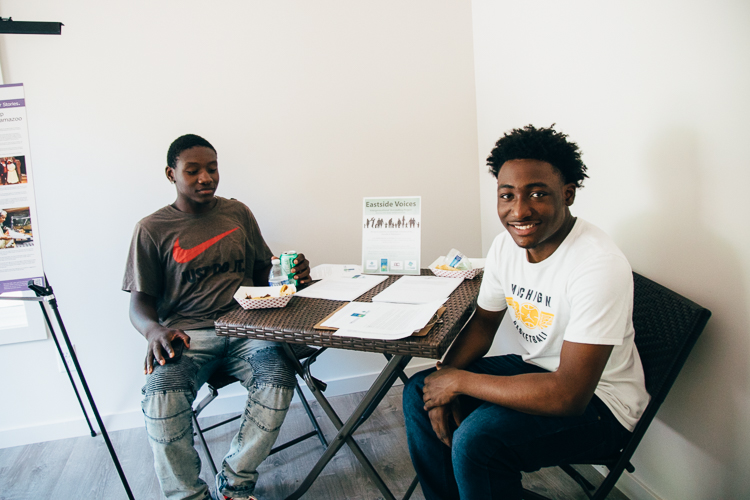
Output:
[632, 272, 711, 404]
[622, 273, 711, 457]
[545, 273, 711, 500]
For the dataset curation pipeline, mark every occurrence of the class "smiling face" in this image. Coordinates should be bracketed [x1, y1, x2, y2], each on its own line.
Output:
[496, 159, 577, 263]
[166, 146, 219, 214]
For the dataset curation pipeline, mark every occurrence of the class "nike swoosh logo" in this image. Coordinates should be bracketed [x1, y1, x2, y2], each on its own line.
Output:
[172, 227, 239, 264]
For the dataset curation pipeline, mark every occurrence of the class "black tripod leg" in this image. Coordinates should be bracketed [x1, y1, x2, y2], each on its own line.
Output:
[43, 293, 135, 500]
[36, 300, 97, 437]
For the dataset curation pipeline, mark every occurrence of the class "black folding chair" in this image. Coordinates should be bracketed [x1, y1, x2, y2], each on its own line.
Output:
[192, 345, 329, 477]
[522, 272, 711, 499]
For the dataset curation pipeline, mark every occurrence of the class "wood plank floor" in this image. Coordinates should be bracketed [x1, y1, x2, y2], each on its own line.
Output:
[0, 385, 629, 500]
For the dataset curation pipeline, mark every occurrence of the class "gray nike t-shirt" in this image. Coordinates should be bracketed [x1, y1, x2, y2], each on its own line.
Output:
[123, 197, 273, 330]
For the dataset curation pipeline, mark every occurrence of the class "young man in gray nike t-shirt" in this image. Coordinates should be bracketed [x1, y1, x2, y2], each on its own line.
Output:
[123, 134, 312, 500]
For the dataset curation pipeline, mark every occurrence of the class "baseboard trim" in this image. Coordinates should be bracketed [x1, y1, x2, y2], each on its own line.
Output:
[0, 360, 435, 449]
[592, 465, 662, 500]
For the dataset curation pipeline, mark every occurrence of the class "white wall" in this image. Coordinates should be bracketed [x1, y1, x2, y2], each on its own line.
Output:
[0, 1, 481, 447]
[472, 1, 750, 498]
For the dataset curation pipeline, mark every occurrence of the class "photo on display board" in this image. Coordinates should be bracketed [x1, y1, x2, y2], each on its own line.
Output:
[0, 207, 33, 250]
[0, 155, 28, 186]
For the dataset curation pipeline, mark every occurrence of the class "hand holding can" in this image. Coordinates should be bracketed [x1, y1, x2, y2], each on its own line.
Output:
[281, 251, 299, 286]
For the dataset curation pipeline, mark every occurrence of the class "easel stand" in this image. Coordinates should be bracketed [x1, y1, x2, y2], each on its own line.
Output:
[1, 279, 134, 500]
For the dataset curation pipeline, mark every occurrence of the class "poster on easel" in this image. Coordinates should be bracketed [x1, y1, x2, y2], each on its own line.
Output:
[362, 196, 421, 275]
[0, 83, 47, 344]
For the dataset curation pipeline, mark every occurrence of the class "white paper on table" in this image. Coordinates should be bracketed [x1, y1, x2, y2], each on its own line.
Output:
[321, 302, 381, 329]
[371, 275, 464, 304]
[335, 328, 414, 341]
[309, 264, 362, 281]
[332, 300, 446, 340]
[295, 274, 387, 302]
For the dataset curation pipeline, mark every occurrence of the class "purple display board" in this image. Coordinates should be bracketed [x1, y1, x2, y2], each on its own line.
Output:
[0, 83, 45, 295]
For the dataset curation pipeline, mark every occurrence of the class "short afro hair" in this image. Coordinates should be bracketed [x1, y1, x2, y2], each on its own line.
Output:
[167, 134, 216, 169]
[487, 124, 588, 188]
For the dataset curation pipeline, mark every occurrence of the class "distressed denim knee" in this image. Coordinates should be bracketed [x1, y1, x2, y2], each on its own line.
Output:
[217, 344, 295, 500]
[142, 357, 209, 500]
[142, 356, 199, 438]
[228, 343, 296, 437]
[244, 382, 294, 432]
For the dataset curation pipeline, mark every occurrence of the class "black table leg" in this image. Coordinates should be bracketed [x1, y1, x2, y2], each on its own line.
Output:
[281, 344, 411, 500]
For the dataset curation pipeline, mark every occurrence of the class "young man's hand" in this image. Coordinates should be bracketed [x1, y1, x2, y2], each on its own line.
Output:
[422, 364, 464, 410]
[427, 398, 465, 448]
[428, 404, 455, 447]
[291, 253, 312, 284]
[144, 328, 191, 375]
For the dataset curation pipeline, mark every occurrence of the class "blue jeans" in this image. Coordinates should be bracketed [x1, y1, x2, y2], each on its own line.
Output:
[142, 329, 296, 500]
[403, 355, 631, 500]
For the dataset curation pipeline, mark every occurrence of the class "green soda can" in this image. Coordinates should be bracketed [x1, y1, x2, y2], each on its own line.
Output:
[280, 251, 299, 286]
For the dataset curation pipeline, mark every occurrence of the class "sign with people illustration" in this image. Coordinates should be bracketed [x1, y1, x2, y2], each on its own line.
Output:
[362, 196, 421, 275]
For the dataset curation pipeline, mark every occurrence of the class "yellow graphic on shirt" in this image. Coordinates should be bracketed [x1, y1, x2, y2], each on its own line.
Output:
[506, 296, 520, 318]
[519, 303, 539, 328]
[506, 297, 554, 330]
[538, 311, 554, 329]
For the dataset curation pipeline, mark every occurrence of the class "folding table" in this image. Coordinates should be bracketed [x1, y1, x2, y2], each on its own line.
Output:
[215, 270, 481, 500]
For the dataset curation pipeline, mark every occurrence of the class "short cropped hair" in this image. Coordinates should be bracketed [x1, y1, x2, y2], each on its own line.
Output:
[487, 124, 588, 188]
[166, 134, 216, 169]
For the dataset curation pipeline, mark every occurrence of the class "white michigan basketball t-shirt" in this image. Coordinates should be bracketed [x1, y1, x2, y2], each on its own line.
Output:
[477, 218, 649, 431]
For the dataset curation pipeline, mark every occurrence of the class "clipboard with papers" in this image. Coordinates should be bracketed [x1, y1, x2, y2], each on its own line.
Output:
[305, 266, 462, 340]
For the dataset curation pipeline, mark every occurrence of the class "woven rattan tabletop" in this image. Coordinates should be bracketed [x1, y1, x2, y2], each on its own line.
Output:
[215, 269, 481, 359]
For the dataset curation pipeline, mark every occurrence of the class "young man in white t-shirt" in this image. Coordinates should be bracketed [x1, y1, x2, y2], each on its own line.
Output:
[403, 125, 649, 500]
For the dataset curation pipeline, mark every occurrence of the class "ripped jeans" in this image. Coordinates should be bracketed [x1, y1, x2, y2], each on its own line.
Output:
[142, 329, 295, 500]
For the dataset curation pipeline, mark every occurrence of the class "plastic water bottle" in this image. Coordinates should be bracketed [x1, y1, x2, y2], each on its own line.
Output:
[268, 258, 289, 287]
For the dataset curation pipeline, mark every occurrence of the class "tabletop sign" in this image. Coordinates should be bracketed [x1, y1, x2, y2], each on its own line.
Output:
[362, 196, 421, 275]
